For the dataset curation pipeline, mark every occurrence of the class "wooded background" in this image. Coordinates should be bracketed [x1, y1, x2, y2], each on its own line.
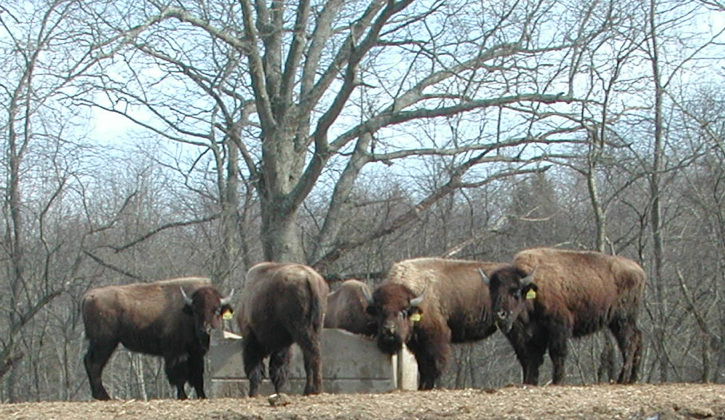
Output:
[2, 0, 725, 401]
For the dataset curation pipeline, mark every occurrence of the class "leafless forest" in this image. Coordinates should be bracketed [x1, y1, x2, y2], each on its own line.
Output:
[2, 0, 725, 403]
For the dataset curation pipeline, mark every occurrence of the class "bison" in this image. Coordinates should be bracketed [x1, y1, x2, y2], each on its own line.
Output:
[81, 277, 234, 400]
[364, 258, 506, 390]
[235, 262, 329, 396]
[481, 247, 646, 385]
[324, 279, 376, 336]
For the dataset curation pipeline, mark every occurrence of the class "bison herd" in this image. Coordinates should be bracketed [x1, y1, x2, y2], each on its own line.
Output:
[81, 247, 645, 400]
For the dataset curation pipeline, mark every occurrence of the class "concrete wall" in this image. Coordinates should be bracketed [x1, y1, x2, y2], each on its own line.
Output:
[208, 329, 418, 396]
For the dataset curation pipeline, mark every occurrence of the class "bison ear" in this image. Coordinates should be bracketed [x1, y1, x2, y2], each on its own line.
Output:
[408, 307, 423, 323]
[478, 269, 490, 286]
[221, 305, 234, 320]
[182, 304, 194, 316]
[522, 283, 538, 300]
[407, 305, 423, 317]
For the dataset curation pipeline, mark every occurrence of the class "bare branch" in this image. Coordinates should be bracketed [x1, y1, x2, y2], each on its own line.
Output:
[311, 160, 548, 272]
[109, 214, 221, 253]
[83, 251, 141, 280]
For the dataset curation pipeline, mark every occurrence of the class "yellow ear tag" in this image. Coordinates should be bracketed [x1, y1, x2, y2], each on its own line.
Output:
[526, 289, 537, 300]
[409, 313, 422, 323]
[223, 310, 233, 320]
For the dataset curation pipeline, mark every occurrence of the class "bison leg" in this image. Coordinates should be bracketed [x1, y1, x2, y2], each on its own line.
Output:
[610, 317, 642, 384]
[407, 329, 450, 390]
[268, 347, 291, 394]
[414, 348, 445, 390]
[188, 354, 206, 399]
[628, 328, 643, 383]
[547, 325, 570, 385]
[83, 339, 118, 400]
[294, 331, 322, 395]
[505, 326, 548, 386]
[242, 332, 266, 397]
[164, 357, 189, 399]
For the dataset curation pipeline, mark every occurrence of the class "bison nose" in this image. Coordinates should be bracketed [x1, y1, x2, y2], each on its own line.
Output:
[497, 310, 507, 320]
[382, 323, 397, 336]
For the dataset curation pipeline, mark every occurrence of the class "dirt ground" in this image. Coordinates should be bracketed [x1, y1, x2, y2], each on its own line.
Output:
[2, 383, 725, 420]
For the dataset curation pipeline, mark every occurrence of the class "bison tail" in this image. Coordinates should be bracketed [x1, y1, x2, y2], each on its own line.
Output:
[307, 278, 324, 331]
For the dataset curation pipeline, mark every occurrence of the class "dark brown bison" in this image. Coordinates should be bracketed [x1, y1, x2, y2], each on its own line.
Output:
[324, 279, 376, 336]
[481, 247, 646, 385]
[81, 277, 234, 400]
[235, 262, 329, 396]
[364, 258, 506, 390]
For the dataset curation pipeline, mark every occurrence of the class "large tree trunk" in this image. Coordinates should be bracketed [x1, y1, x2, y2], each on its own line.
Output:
[260, 203, 306, 263]
[258, 124, 307, 263]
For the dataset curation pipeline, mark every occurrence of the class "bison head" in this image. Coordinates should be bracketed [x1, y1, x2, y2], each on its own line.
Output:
[363, 284, 425, 355]
[480, 266, 537, 333]
[181, 287, 234, 349]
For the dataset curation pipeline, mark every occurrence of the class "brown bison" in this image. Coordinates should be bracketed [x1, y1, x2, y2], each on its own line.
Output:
[81, 277, 234, 400]
[324, 279, 376, 336]
[364, 258, 506, 390]
[235, 262, 329, 396]
[481, 247, 646, 385]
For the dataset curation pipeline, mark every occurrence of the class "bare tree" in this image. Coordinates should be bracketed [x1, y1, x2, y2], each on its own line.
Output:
[0, 0, 93, 391]
[638, 0, 725, 382]
[71, 0, 625, 271]
[0, 0, 170, 400]
[667, 85, 725, 382]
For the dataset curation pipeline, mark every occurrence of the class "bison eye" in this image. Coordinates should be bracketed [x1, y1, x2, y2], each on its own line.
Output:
[511, 288, 521, 299]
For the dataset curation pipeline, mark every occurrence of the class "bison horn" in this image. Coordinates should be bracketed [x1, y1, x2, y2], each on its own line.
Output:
[180, 287, 194, 306]
[220, 289, 235, 306]
[478, 269, 490, 286]
[409, 289, 426, 307]
[520, 266, 538, 286]
[362, 285, 374, 306]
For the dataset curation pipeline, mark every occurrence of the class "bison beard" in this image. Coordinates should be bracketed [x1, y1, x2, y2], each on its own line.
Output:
[377, 332, 405, 355]
[81, 280, 232, 400]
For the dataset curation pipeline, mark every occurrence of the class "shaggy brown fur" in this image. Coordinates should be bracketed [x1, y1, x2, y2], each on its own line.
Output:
[485, 248, 646, 385]
[324, 279, 376, 336]
[235, 262, 329, 396]
[81, 277, 233, 400]
[367, 258, 506, 390]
